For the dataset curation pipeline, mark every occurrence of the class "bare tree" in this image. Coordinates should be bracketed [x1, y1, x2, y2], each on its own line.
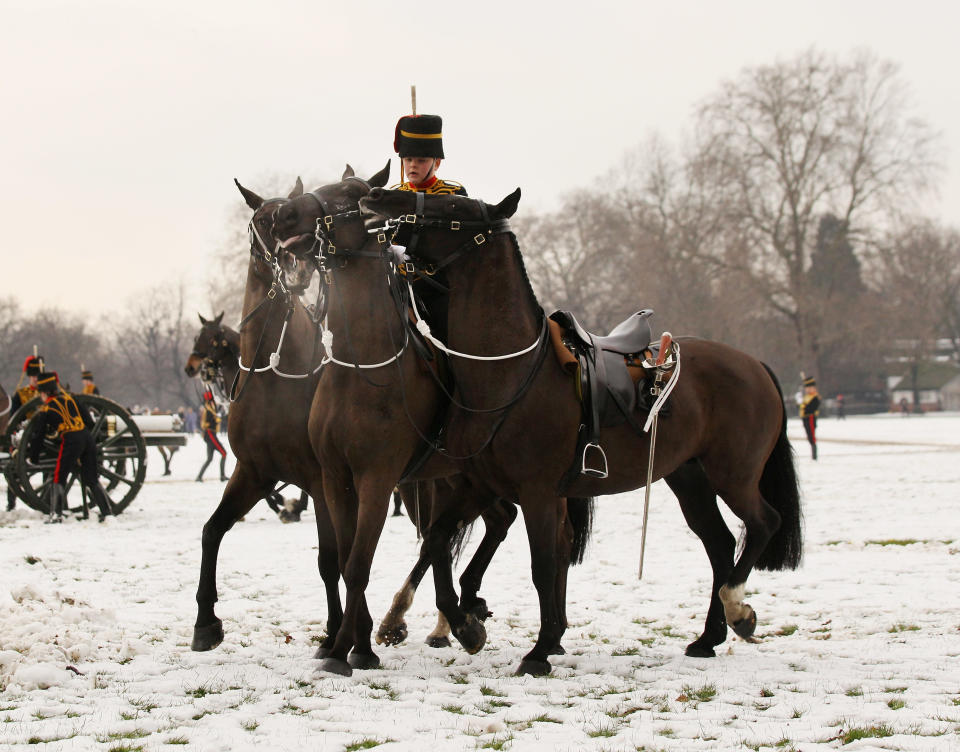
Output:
[694, 48, 939, 371]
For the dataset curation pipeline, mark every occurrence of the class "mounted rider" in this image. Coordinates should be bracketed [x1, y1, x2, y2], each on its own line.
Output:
[392, 112, 465, 342]
[28, 371, 114, 522]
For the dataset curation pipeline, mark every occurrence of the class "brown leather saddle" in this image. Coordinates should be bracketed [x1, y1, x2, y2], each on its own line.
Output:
[549, 309, 667, 489]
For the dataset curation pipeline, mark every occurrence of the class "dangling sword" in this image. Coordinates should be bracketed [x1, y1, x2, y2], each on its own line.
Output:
[638, 331, 673, 580]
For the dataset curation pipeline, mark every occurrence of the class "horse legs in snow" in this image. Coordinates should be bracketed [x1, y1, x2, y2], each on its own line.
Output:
[664, 460, 735, 657]
[317, 472, 387, 677]
[308, 481, 343, 659]
[377, 544, 432, 647]
[457, 498, 517, 623]
[514, 494, 565, 676]
[192, 464, 274, 651]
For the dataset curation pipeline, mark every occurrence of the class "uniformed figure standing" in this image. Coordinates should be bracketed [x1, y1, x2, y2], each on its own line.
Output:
[196, 389, 228, 482]
[799, 376, 821, 460]
[80, 369, 100, 395]
[7, 355, 43, 510]
[392, 112, 466, 342]
[28, 372, 114, 522]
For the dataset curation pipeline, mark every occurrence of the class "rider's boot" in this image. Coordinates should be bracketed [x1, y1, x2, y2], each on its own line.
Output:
[45, 484, 66, 524]
[91, 484, 115, 522]
[219, 456, 228, 482]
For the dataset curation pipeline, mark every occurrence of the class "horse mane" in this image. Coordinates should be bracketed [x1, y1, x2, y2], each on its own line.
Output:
[506, 232, 543, 317]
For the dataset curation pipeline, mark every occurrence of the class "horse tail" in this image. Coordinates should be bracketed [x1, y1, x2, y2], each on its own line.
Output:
[755, 364, 804, 571]
[450, 521, 475, 566]
[568, 496, 595, 565]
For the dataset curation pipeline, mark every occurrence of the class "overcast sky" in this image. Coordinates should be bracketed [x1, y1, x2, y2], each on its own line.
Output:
[3, 0, 959, 320]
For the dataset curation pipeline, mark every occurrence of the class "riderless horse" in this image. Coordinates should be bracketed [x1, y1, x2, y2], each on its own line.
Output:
[359, 187, 802, 675]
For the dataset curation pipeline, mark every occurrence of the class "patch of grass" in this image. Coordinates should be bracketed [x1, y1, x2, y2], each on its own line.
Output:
[840, 724, 894, 745]
[885, 686, 908, 694]
[611, 646, 640, 656]
[529, 713, 562, 724]
[776, 624, 798, 637]
[606, 704, 642, 719]
[586, 721, 618, 738]
[479, 685, 506, 697]
[98, 730, 150, 742]
[774, 738, 793, 748]
[280, 701, 307, 715]
[31, 711, 49, 720]
[130, 699, 158, 712]
[368, 681, 399, 700]
[760, 687, 775, 697]
[824, 540, 845, 546]
[450, 673, 469, 685]
[791, 707, 805, 718]
[845, 687, 863, 697]
[24, 555, 41, 565]
[952, 696, 960, 707]
[167, 736, 189, 745]
[476, 733, 513, 750]
[442, 704, 465, 714]
[681, 683, 717, 703]
[345, 740, 391, 751]
[191, 711, 211, 721]
[187, 686, 211, 698]
[107, 746, 145, 752]
[889, 623, 920, 633]
[241, 720, 259, 731]
[119, 711, 137, 721]
[651, 625, 685, 640]
[888, 698, 905, 710]
[866, 538, 919, 546]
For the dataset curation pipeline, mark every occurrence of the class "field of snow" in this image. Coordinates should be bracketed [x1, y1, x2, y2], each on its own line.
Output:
[1, 414, 959, 751]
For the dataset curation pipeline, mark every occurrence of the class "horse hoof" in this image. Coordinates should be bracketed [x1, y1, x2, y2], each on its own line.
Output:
[548, 643, 566, 656]
[514, 659, 551, 676]
[732, 607, 757, 639]
[452, 615, 487, 655]
[685, 640, 717, 658]
[191, 619, 224, 652]
[425, 635, 452, 649]
[376, 624, 408, 647]
[465, 598, 492, 621]
[317, 657, 353, 677]
[313, 646, 332, 659]
[348, 651, 380, 670]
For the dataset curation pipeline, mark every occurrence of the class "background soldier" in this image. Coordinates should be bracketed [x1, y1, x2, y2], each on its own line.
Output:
[7, 354, 43, 510]
[28, 371, 114, 522]
[799, 376, 821, 460]
[80, 368, 100, 395]
[196, 389, 228, 482]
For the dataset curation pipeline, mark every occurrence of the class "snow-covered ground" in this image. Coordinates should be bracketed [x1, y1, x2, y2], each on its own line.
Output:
[1, 416, 959, 751]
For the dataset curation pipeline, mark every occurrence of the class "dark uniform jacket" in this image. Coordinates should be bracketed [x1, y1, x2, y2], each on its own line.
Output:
[11, 384, 39, 417]
[799, 393, 821, 419]
[28, 392, 92, 462]
[200, 402, 220, 432]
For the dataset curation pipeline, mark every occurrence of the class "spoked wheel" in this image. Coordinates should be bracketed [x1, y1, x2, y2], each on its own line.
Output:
[13, 395, 147, 515]
[2, 396, 42, 510]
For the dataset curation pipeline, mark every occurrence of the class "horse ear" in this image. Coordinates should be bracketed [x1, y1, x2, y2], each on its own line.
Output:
[342, 164, 356, 180]
[493, 188, 521, 219]
[234, 178, 263, 210]
[368, 160, 391, 189]
[214, 311, 224, 326]
[289, 177, 304, 198]
[199, 313, 208, 325]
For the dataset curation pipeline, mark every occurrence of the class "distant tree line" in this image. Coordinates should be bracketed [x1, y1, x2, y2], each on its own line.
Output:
[4, 49, 959, 411]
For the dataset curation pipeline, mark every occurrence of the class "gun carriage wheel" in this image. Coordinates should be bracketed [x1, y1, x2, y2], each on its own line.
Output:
[4, 394, 147, 515]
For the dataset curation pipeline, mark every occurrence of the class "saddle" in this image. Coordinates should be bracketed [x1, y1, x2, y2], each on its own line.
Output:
[549, 309, 671, 490]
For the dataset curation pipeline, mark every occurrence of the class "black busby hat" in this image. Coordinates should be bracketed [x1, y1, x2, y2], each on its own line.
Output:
[23, 355, 43, 377]
[394, 114, 445, 158]
[82, 370, 94, 380]
[802, 376, 816, 387]
[37, 371, 59, 394]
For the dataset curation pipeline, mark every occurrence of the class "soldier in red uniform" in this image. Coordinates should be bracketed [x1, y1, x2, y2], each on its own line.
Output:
[28, 372, 114, 522]
[392, 113, 467, 196]
[196, 389, 228, 482]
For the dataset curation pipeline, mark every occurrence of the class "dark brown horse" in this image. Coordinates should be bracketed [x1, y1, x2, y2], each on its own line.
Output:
[185, 311, 307, 522]
[360, 187, 803, 675]
[190, 179, 349, 659]
[271, 168, 592, 676]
